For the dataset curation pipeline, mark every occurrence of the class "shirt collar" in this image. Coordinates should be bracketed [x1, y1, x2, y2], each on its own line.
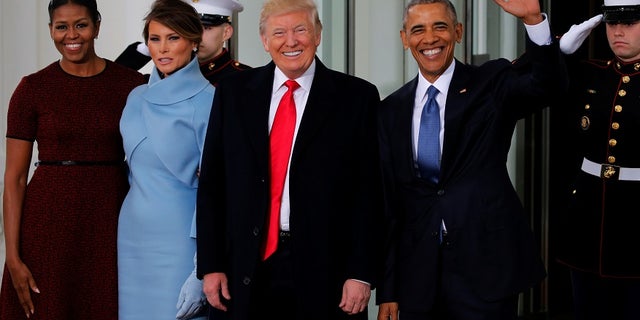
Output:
[416, 61, 456, 103]
[273, 60, 316, 94]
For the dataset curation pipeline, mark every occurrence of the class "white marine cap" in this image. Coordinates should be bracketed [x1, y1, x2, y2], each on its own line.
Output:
[604, 0, 640, 5]
[603, 0, 640, 23]
[185, 0, 244, 25]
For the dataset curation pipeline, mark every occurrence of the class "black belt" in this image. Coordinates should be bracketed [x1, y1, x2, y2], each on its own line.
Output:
[35, 160, 125, 166]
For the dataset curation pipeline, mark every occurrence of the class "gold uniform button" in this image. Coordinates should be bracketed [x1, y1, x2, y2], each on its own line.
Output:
[612, 122, 620, 130]
[608, 156, 616, 164]
[609, 139, 617, 147]
[619, 89, 627, 97]
[208, 62, 215, 70]
[585, 104, 590, 110]
[615, 105, 622, 112]
[623, 75, 631, 83]
[635, 62, 640, 71]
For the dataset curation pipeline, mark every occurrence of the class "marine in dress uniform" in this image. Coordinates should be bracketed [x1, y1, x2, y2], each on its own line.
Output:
[114, 0, 250, 86]
[557, 1, 640, 319]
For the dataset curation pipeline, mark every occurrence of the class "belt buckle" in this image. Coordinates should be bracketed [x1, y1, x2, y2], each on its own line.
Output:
[600, 164, 620, 180]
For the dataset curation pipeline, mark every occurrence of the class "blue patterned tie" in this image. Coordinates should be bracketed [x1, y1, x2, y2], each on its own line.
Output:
[417, 85, 440, 183]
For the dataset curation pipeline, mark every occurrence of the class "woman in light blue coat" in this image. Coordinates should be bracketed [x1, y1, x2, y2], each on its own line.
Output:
[118, 0, 214, 319]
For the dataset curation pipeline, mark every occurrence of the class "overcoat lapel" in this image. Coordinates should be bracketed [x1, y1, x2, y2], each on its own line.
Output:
[237, 63, 276, 169]
[293, 59, 339, 159]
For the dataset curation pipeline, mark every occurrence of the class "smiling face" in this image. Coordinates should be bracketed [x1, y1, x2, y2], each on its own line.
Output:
[147, 20, 197, 76]
[49, 3, 99, 66]
[260, 9, 321, 79]
[401, 2, 462, 83]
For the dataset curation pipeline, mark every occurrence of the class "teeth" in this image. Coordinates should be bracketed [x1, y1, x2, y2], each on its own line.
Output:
[422, 48, 440, 56]
[283, 50, 302, 57]
[66, 43, 81, 49]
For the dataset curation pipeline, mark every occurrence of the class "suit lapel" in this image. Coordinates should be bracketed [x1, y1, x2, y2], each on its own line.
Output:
[440, 60, 472, 181]
[393, 78, 420, 178]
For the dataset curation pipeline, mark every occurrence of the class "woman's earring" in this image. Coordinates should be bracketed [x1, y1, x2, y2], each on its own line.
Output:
[193, 47, 198, 52]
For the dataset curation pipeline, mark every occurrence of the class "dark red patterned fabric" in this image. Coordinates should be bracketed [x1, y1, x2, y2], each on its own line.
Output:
[0, 60, 145, 320]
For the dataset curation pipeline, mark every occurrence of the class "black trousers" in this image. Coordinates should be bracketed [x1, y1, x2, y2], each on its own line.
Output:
[247, 233, 366, 320]
[400, 238, 519, 320]
[571, 269, 640, 320]
[250, 233, 296, 320]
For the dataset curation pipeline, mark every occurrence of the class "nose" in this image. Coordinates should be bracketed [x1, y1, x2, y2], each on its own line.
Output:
[609, 23, 625, 36]
[159, 40, 169, 53]
[67, 27, 79, 39]
[423, 29, 438, 44]
[285, 31, 298, 47]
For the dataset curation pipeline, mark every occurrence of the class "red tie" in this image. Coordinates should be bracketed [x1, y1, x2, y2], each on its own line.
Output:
[262, 79, 299, 260]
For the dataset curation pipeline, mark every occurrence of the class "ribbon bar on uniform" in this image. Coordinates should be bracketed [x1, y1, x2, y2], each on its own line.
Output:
[581, 157, 640, 181]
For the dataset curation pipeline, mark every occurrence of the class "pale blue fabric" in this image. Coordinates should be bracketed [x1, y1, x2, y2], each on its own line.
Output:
[118, 57, 214, 320]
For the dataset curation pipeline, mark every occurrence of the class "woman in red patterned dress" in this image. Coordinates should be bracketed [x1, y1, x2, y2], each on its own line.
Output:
[0, 0, 145, 319]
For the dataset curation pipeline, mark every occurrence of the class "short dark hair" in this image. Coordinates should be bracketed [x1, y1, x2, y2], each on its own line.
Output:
[143, 0, 203, 46]
[403, 0, 458, 30]
[48, 0, 101, 24]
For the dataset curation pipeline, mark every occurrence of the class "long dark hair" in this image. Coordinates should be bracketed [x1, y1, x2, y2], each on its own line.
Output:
[142, 0, 203, 46]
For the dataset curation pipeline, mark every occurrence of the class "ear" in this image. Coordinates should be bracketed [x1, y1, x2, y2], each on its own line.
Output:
[400, 29, 409, 50]
[261, 34, 269, 52]
[94, 20, 101, 39]
[455, 22, 463, 43]
[223, 24, 234, 42]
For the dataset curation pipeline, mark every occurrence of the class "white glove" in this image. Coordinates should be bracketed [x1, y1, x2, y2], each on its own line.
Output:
[559, 14, 603, 55]
[176, 253, 206, 320]
[136, 42, 150, 56]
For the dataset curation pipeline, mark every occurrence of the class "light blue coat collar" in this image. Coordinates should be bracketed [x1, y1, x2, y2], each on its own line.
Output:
[144, 57, 210, 105]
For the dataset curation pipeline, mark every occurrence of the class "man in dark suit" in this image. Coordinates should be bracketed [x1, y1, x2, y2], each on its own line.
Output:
[376, 0, 568, 319]
[196, 0, 382, 319]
